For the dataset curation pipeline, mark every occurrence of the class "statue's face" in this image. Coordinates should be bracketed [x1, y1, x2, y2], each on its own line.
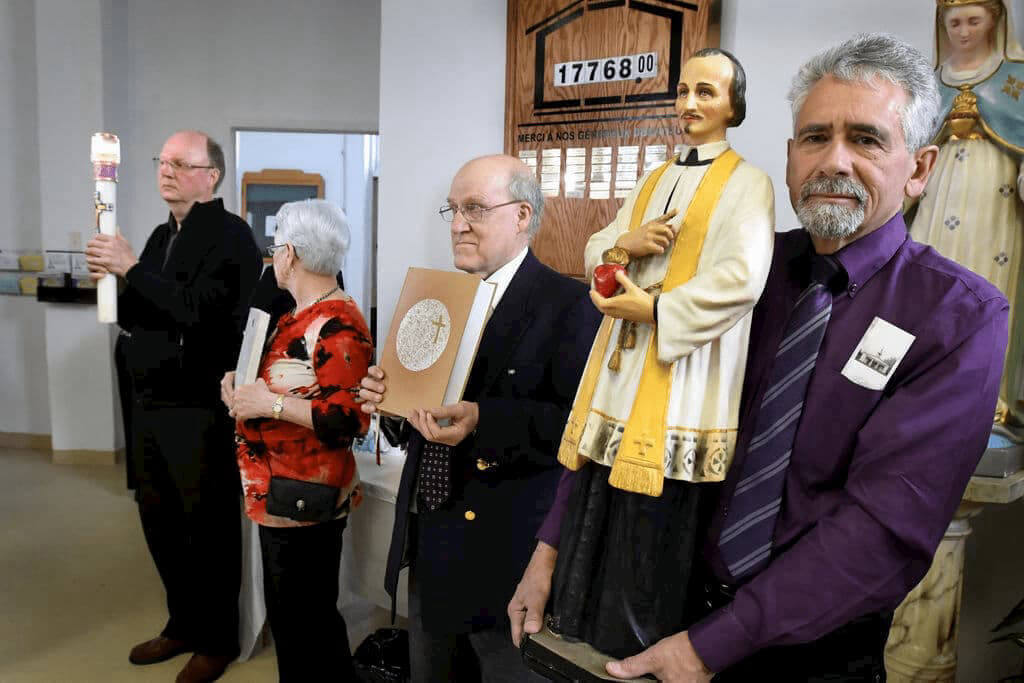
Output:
[674, 55, 734, 146]
[944, 5, 996, 57]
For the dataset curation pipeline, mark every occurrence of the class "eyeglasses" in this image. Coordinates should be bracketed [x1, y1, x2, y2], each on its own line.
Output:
[265, 244, 287, 257]
[152, 157, 215, 173]
[438, 200, 522, 223]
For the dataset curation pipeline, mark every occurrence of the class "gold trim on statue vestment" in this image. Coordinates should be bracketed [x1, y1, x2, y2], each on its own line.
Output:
[558, 151, 743, 496]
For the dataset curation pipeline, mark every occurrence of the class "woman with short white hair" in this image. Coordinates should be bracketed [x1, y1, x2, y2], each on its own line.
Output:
[221, 198, 372, 682]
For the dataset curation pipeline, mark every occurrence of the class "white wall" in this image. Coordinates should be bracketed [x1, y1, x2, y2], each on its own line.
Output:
[376, 0, 508, 342]
[0, 298, 50, 435]
[35, 0, 121, 453]
[106, 0, 381, 250]
[342, 134, 379, 322]
[0, 0, 48, 435]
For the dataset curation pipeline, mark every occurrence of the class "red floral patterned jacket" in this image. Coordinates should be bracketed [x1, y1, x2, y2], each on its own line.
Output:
[236, 297, 372, 527]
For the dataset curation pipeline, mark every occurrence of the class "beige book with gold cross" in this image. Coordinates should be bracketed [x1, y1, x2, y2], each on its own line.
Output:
[377, 267, 495, 419]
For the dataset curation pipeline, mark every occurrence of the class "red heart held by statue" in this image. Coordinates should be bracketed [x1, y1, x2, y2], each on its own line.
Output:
[593, 263, 626, 298]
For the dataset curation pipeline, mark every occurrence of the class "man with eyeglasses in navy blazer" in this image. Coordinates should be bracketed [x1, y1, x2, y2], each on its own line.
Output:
[359, 154, 601, 682]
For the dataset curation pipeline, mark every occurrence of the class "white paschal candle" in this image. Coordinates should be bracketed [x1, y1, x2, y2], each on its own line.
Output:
[91, 133, 120, 324]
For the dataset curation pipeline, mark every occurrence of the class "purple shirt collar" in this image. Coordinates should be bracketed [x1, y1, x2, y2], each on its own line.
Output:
[788, 212, 909, 298]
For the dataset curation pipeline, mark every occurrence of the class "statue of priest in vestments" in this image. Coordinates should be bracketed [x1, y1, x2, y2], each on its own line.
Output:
[547, 48, 775, 660]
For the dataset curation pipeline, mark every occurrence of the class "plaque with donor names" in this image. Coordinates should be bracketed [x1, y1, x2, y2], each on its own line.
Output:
[565, 148, 587, 199]
[589, 147, 612, 200]
[615, 145, 640, 199]
[643, 143, 668, 173]
[518, 149, 539, 177]
[505, 0, 717, 278]
[540, 148, 562, 197]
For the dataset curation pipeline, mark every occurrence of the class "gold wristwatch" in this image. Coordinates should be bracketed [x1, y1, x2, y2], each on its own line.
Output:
[271, 394, 285, 420]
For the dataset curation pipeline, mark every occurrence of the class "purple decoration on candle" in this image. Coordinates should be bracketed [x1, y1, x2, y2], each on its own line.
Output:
[93, 162, 118, 181]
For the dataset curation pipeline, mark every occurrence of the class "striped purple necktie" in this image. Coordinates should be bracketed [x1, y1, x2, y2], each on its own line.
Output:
[717, 257, 836, 581]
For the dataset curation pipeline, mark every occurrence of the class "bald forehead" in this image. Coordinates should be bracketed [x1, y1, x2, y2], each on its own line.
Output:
[449, 154, 526, 198]
[162, 131, 209, 159]
[457, 154, 527, 180]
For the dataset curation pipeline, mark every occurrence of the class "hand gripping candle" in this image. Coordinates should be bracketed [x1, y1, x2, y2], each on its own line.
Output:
[91, 133, 120, 323]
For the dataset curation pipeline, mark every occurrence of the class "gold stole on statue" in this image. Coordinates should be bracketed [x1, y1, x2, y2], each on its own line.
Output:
[557, 149, 742, 496]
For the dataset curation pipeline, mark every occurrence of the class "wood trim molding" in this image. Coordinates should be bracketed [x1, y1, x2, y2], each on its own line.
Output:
[0, 432, 52, 451]
[51, 448, 123, 466]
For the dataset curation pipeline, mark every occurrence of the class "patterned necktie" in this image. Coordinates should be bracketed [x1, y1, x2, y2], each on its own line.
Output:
[417, 441, 454, 512]
[717, 256, 837, 581]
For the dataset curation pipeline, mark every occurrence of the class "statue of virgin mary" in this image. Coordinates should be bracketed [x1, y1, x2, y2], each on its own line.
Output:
[912, 0, 1024, 434]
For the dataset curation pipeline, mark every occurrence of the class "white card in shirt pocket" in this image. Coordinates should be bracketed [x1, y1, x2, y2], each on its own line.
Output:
[841, 317, 916, 391]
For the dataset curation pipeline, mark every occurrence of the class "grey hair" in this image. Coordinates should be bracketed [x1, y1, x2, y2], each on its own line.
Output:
[204, 135, 226, 192]
[787, 33, 941, 151]
[274, 199, 349, 276]
[507, 171, 544, 239]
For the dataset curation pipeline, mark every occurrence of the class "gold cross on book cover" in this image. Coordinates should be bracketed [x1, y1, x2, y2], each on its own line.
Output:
[376, 268, 495, 419]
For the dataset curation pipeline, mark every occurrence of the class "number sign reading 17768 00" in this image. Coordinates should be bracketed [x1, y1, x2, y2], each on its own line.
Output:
[553, 52, 658, 88]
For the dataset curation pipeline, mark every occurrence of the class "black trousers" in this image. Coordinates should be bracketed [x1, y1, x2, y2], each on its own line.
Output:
[703, 580, 892, 682]
[133, 404, 241, 657]
[260, 517, 357, 682]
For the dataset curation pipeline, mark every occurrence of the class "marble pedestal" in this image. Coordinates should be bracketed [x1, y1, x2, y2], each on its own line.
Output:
[884, 470, 1024, 681]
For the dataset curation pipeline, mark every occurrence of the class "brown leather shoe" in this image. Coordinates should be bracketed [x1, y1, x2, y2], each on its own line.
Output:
[128, 635, 191, 665]
[175, 653, 235, 683]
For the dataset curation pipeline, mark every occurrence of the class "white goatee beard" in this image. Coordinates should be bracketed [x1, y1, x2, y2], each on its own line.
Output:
[796, 177, 867, 241]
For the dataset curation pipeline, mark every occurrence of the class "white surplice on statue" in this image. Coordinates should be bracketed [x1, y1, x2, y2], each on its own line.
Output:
[91, 133, 119, 323]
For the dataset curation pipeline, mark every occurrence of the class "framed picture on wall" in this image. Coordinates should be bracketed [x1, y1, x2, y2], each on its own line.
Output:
[240, 168, 325, 256]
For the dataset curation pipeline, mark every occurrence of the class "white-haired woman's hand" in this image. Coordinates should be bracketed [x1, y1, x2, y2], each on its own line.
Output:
[231, 378, 278, 421]
[220, 371, 236, 412]
[358, 365, 388, 414]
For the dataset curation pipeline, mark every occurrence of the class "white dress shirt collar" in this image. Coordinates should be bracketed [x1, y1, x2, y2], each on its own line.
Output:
[485, 246, 530, 309]
[676, 139, 730, 163]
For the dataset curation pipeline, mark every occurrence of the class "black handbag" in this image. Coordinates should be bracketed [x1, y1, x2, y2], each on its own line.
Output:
[265, 475, 341, 523]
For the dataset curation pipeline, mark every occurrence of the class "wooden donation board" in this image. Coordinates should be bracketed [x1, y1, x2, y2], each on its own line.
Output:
[241, 169, 325, 257]
[505, 0, 717, 278]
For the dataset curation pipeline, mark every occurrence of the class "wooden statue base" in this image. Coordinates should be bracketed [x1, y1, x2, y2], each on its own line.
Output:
[521, 626, 655, 682]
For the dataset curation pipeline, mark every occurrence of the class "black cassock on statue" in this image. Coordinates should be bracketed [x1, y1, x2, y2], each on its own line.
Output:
[548, 462, 720, 659]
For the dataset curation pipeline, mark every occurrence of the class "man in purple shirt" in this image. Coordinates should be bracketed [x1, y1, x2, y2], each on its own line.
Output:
[510, 33, 1008, 681]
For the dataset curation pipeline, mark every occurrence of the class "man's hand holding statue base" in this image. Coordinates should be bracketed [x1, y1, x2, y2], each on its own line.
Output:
[605, 631, 713, 683]
[508, 540, 557, 648]
[506, 541, 713, 682]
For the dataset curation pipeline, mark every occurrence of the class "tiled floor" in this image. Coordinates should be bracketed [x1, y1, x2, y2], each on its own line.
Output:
[0, 448, 396, 682]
